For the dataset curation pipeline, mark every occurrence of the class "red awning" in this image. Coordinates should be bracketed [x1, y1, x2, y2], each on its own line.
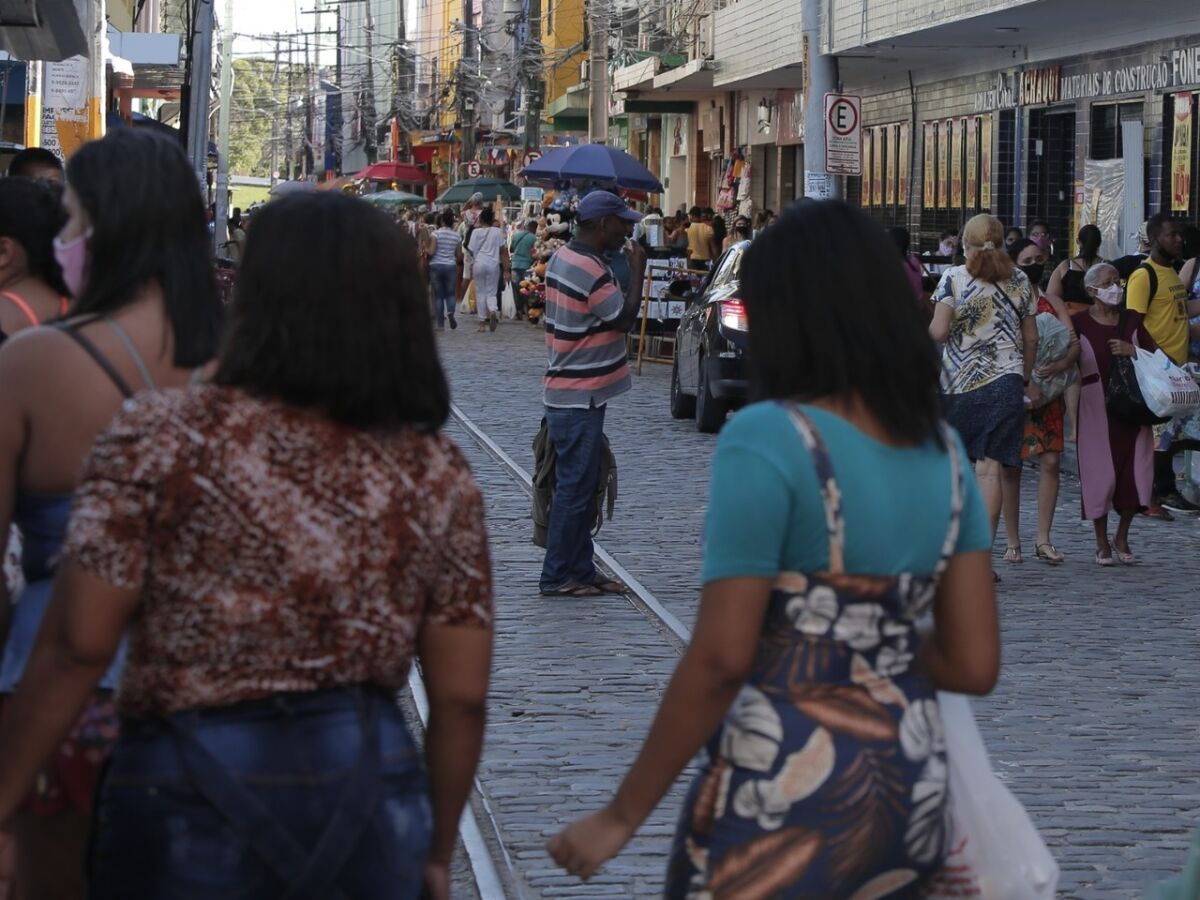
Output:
[353, 161, 435, 184]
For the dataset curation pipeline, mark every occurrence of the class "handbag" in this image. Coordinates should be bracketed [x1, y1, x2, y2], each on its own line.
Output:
[1106, 311, 1170, 426]
[923, 693, 1059, 900]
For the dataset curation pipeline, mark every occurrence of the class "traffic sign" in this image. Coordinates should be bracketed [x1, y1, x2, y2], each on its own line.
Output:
[823, 93, 862, 176]
[465, 160, 481, 178]
[523, 151, 542, 167]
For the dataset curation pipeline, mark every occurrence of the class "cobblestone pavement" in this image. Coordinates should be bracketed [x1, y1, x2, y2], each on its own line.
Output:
[435, 320, 1200, 899]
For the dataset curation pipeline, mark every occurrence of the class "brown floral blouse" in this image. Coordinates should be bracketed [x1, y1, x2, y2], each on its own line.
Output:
[64, 385, 493, 718]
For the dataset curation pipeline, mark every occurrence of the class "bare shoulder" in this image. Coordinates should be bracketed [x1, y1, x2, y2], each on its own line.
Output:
[0, 323, 79, 378]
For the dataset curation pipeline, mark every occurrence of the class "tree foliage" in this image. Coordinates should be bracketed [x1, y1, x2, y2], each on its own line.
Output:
[229, 58, 288, 177]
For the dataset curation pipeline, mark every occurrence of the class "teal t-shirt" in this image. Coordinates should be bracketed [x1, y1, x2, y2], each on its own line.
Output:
[509, 230, 536, 273]
[702, 402, 991, 584]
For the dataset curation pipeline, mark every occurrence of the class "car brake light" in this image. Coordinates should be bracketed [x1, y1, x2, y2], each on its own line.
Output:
[720, 298, 748, 332]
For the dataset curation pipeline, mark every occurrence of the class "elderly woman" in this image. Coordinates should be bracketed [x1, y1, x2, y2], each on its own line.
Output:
[1073, 263, 1158, 564]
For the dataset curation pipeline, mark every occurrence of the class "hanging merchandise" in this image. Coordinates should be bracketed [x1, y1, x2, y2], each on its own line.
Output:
[737, 160, 752, 202]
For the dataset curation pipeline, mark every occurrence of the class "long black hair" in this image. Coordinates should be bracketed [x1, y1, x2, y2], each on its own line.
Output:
[0, 178, 67, 295]
[1077, 224, 1102, 264]
[65, 128, 222, 366]
[215, 191, 449, 432]
[740, 200, 943, 447]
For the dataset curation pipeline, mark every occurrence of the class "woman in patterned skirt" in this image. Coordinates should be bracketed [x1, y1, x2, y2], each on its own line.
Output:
[548, 201, 1000, 897]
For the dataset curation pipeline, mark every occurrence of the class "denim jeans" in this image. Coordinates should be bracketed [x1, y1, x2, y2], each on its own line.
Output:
[89, 687, 430, 900]
[539, 404, 607, 592]
[429, 263, 458, 326]
[511, 279, 527, 316]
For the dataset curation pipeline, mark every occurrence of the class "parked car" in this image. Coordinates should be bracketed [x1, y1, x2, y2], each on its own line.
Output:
[670, 241, 750, 433]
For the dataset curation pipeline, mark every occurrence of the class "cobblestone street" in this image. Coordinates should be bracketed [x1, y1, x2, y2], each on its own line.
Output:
[435, 321, 1200, 899]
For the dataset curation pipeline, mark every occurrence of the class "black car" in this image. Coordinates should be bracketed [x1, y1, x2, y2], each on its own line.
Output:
[669, 241, 750, 433]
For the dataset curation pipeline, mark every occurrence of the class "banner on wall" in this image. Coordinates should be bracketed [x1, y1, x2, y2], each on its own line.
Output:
[864, 128, 874, 206]
[950, 119, 963, 208]
[924, 123, 935, 209]
[898, 122, 910, 207]
[938, 120, 950, 209]
[980, 115, 993, 210]
[965, 118, 978, 209]
[1172, 92, 1193, 212]
[873, 126, 884, 205]
[885, 124, 897, 205]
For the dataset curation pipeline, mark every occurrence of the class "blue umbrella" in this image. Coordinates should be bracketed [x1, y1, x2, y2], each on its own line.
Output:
[520, 144, 664, 193]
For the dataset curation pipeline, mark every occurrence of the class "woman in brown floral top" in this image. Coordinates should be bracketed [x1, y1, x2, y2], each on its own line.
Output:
[0, 192, 494, 900]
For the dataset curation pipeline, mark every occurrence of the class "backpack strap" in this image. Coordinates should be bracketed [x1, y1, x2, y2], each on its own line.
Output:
[780, 403, 846, 574]
[54, 323, 136, 398]
[0, 291, 41, 328]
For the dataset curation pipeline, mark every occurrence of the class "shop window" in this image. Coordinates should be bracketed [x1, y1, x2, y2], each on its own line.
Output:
[995, 109, 1016, 226]
[1090, 102, 1142, 160]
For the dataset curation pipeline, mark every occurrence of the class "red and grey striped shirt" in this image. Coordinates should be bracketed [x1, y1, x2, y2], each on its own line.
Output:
[542, 240, 632, 409]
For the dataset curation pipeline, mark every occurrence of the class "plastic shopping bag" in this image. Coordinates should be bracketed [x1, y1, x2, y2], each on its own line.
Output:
[923, 693, 1058, 900]
[1030, 312, 1078, 406]
[501, 283, 517, 320]
[1132, 348, 1200, 418]
[457, 280, 477, 316]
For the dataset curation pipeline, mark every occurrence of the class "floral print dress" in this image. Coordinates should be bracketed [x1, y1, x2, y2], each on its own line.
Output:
[665, 405, 964, 899]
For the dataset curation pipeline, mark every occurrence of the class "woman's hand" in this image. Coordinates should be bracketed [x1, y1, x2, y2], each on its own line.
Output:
[547, 803, 638, 880]
[1024, 381, 1044, 407]
[1108, 339, 1137, 358]
[1035, 355, 1076, 377]
[421, 862, 449, 900]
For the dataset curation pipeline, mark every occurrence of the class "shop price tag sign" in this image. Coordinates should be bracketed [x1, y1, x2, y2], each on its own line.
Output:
[824, 93, 862, 176]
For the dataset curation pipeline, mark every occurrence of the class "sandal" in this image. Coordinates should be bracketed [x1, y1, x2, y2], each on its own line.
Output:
[1003, 545, 1023, 564]
[1114, 548, 1137, 565]
[1095, 550, 1115, 567]
[590, 578, 628, 595]
[540, 582, 603, 598]
[1034, 543, 1065, 564]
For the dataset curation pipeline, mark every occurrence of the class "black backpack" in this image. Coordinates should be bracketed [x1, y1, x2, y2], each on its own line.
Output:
[532, 419, 617, 548]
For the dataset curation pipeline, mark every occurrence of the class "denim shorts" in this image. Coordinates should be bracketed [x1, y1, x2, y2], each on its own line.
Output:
[89, 686, 431, 900]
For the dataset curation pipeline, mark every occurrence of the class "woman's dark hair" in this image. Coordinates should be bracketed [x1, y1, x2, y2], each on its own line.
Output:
[65, 128, 221, 366]
[215, 191, 448, 431]
[741, 200, 942, 447]
[1007, 237, 1034, 260]
[7, 147, 63, 178]
[479, 207, 495, 226]
[439, 209, 455, 228]
[1077, 224, 1102, 262]
[1005, 226, 1023, 242]
[888, 226, 911, 256]
[1030, 218, 1050, 232]
[0, 177, 68, 295]
[711, 215, 727, 244]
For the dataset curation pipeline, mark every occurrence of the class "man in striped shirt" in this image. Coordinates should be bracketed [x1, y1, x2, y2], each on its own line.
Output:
[539, 191, 643, 597]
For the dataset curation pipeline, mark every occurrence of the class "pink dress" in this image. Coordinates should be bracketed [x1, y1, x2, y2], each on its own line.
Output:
[1073, 310, 1155, 518]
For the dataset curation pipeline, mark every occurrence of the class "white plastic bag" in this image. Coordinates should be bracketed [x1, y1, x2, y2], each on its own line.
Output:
[1132, 348, 1200, 418]
[923, 693, 1058, 900]
[501, 283, 517, 320]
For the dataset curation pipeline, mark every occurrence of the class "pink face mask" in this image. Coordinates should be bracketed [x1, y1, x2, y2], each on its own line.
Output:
[53, 229, 92, 298]
[1095, 284, 1123, 306]
[1031, 233, 1051, 251]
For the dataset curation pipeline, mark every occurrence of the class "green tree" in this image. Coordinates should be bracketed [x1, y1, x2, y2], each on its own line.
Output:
[228, 58, 286, 177]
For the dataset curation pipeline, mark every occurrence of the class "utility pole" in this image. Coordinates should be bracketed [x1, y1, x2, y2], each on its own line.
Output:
[587, 0, 608, 145]
[801, 0, 841, 199]
[303, 32, 312, 177]
[459, 0, 478, 173]
[85, 0, 107, 142]
[270, 35, 280, 185]
[523, 0, 542, 151]
[184, 0, 215, 192]
[285, 42, 295, 180]
[213, 0, 234, 255]
[363, 1, 377, 163]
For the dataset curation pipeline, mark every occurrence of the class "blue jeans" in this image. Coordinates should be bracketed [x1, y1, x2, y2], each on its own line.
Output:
[429, 263, 458, 325]
[89, 687, 431, 900]
[540, 404, 606, 592]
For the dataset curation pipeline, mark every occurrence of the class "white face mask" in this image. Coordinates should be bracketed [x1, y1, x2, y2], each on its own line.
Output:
[1095, 284, 1123, 306]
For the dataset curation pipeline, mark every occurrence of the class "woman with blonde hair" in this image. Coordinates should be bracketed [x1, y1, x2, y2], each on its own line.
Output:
[930, 214, 1040, 580]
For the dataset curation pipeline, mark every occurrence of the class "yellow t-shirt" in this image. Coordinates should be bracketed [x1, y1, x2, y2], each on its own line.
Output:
[687, 221, 715, 261]
[1126, 259, 1189, 364]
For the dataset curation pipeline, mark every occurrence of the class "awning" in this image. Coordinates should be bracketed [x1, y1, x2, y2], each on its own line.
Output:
[353, 160, 435, 184]
[545, 87, 588, 121]
[0, 0, 86, 61]
[107, 28, 184, 95]
[653, 59, 715, 94]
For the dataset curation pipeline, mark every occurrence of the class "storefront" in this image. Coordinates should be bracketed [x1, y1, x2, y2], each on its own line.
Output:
[851, 35, 1200, 257]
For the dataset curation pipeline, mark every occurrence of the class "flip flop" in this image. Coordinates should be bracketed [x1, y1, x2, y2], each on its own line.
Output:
[591, 578, 628, 595]
[540, 582, 602, 598]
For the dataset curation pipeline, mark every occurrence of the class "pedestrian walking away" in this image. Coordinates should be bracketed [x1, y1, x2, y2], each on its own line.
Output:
[467, 208, 509, 332]
[0, 191, 494, 900]
[0, 129, 225, 900]
[929, 214, 1040, 582]
[548, 200, 999, 895]
[429, 210, 463, 330]
[539, 191, 644, 598]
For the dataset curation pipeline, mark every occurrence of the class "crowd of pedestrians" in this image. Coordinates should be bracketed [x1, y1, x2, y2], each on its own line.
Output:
[0, 126, 1197, 899]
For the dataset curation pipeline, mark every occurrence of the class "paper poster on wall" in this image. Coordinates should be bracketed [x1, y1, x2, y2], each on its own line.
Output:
[868, 127, 878, 207]
[980, 115, 993, 210]
[950, 119, 963, 208]
[898, 122, 910, 207]
[885, 124, 898, 205]
[924, 123, 935, 210]
[872, 126, 885, 206]
[965, 118, 978, 210]
[1172, 93, 1193, 212]
[938, 120, 950, 209]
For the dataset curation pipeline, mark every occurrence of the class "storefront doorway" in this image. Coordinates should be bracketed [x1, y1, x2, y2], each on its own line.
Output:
[1026, 108, 1076, 259]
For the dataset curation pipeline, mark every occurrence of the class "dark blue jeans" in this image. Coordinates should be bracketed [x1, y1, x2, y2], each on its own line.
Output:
[89, 687, 430, 900]
[539, 404, 607, 592]
[429, 263, 458, 326]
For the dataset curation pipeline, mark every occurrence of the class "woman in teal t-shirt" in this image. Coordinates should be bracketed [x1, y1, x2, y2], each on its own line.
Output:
[550, 201, 1001, 896]
[508, 219, 537, 318]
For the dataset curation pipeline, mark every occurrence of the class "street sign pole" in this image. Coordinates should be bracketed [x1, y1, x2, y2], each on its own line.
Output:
[802, 0, 840, 199]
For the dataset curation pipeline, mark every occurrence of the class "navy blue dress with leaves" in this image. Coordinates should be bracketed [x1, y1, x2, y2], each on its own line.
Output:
[665, 405, 965, 899]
